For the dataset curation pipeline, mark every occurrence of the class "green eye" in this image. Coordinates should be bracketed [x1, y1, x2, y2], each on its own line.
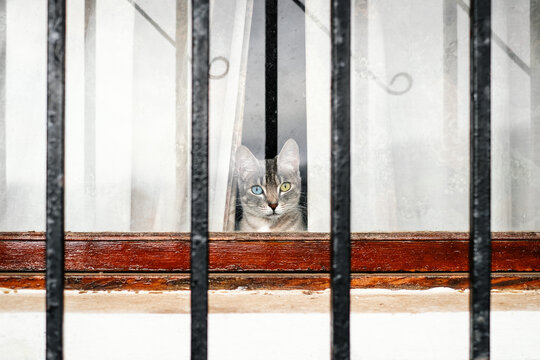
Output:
[280, 182, 291, 192]
[251, 185, 263, 195]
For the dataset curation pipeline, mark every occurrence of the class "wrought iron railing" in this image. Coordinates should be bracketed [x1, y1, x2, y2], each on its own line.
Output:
[44, 1, 492, 359]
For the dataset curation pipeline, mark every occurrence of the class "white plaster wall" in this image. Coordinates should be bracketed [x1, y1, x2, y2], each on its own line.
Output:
[1, 290, 540, 360]
[2, 312, 540, 360]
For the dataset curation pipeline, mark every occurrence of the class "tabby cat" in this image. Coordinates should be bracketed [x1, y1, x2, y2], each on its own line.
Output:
[235, 139, 305, 231]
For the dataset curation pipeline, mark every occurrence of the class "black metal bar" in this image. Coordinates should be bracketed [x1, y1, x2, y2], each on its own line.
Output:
[458, 0, 530, 75]
[469, 0, 491, 359]
[265, 0, 278, 159]
[330, 0, 351, 359]
[191, 0, 209, 359]
[46, 0, 66, 359]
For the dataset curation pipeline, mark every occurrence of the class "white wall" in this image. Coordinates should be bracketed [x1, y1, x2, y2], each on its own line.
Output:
[1, 289, 539, 360]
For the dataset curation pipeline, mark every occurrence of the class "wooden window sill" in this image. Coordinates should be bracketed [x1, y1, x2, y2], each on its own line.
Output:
[0, 232, 539, 290]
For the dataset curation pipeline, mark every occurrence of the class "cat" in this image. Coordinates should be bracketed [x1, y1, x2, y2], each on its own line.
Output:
[235, 139, 305, 232]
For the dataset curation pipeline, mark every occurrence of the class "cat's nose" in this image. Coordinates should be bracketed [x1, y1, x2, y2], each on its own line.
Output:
[268, 203, 278, 210]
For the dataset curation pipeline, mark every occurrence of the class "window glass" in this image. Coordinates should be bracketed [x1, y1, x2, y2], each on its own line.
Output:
[492, 0, 539, 231]
[1, 0, 538, 232]
[346, 0, 538, 231]
[65, 0, 182, 231]
[349, 0, 471, 231]
[0, 0, 47, 231]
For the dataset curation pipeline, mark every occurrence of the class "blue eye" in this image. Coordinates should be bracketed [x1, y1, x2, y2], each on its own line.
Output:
[251, 185, 263, 195]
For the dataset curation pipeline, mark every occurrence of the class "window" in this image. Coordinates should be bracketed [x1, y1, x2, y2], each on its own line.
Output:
[0, 0, 538, 293]
[1, 1, 540, 358]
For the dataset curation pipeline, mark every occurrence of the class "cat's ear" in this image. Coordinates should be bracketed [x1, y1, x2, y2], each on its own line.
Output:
[277, 139, 300, 171]
[236, 145, 259, 180]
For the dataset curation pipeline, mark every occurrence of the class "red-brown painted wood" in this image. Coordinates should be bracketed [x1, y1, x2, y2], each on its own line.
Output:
[0, 232, 538, 272]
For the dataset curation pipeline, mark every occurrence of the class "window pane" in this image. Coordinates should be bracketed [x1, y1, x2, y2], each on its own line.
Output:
[0, 0, 47, 231]
[492, 0, 539, 231]
[347, 0, 539, 231]
[349, 0, 471, 231]
[65, 0, 186, 231]
[2, 0, 539, 232]
[231, 0, 308, 232]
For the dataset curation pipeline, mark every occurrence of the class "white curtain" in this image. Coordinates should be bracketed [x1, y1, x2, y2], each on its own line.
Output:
[491, 0, 538, 231]
[0, 0, 252, 231]
[1, 0, 539, 232]
[0, 0, 47, 231]
[349, 0, 472, 231]
[64, 0, 178, 232]
[305, 0, 539, 231]
[305, 0, 330, 232]
[209, 0, 253, 231]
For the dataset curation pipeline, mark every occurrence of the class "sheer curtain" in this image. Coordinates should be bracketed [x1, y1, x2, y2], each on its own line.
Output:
[349, 0, 471, 231]
[0, 0, 47, 231]
[305, 0, 539, 231]
[64, 0, 180, 232]
[491, 0, 538, 231]
[0, 0, 252, 231]
[1, 0, 539, 232]
[209, 0, 253, 231]
[305, 0, 330, 232]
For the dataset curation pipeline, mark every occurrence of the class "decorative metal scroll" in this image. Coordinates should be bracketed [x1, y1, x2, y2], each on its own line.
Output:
[292, 0, 413, 96]
[127, 0, 230, 80]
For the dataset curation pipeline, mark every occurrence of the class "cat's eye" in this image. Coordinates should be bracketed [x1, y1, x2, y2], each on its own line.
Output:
[251, 185, 263, 195]
[280, 182, 291, 192]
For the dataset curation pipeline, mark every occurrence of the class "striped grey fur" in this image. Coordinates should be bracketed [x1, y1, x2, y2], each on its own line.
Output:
[236, 139, 305, 232]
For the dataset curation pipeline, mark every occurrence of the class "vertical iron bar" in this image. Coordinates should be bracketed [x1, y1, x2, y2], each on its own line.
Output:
[265, 0, 278, 159]
[469, 0, 491, 359]
[46, 0, 66, 359]
[191, 0, 209, 359]
[331, 0, 351, 359]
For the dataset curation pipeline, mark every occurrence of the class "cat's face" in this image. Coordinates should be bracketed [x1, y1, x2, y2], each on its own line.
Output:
[236, 139, 301, 219]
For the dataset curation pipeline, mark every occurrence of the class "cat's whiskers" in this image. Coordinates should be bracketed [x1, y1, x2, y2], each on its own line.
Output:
[235, 139, 305, 232]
